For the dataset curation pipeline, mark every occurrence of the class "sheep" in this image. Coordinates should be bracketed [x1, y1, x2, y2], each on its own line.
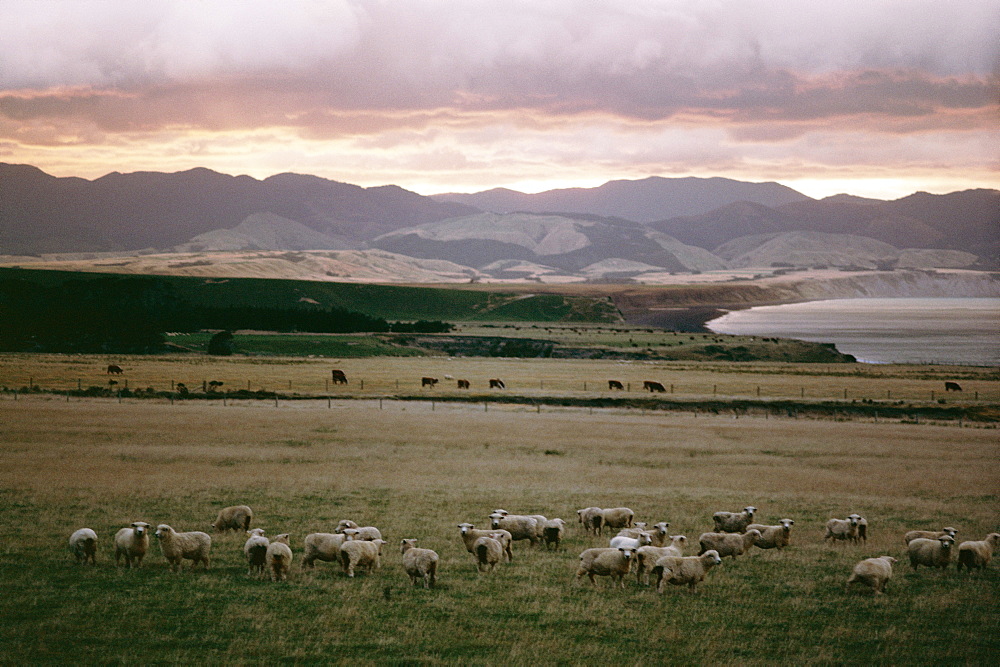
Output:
[400, 539, 439, 588]
[645, 522, 671, 547]
[266, 534, 293, 582]
[155, 524, 211, 572]
[653, 550, 723, 593]
[352, 526, 383, 541]
[855, 516, 868, 543]
[491, 509, 548, 541]
[301, 532, 354, 569]
[577, 507, 604, 535]
[746, 519, 795, 551]
[712, 506, 757, 533]
[615, 522, 649, 538]
[846, 556, 897, 594]
[575, 547, 638, 588]
[457, 523, 514, 562]
[210, 505, 253, 533]
[824, 514, 861, 543]
[903, 527, 958, 544]
[600, 507, 635, 532]
[489, 513, 538, 546]
[609, 531, 653, 550]
[114, 521, 152, 568]
[334, 519, 359, 534]
[956, 533, 1000, 572]
[698, 529, 761, 559]
[69, 528, 98, 565]
[340, 538, 387, 577]
[907, 535, 956, 571]
[244, 528, 269, 576]
[542, 519, 567, 550]
[635, 535, 688, 586]
[472, 534, 504, 573]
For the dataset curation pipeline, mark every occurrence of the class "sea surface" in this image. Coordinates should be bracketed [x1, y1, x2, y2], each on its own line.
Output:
[706, 298, 1000, 366]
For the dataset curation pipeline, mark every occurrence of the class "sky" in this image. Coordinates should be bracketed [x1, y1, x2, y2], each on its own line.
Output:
[1, 1, 998, 200]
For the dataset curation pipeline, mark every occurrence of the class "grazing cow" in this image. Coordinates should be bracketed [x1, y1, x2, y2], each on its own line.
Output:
[489, 378, 505, 389]
[643, 380, 666, 393]
[944, 381, 962, 392]
[422, 377, 439, 388]
[331, 369, 348, 385]
[176, 383, 189, 396]
[107, 364, 124, 375]
[457, 379, 470, 389]
[207, 381, 224, 393]
[608, 380, 624, 390]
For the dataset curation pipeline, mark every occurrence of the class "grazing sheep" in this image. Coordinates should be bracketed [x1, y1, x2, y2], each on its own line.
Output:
[956, 533, 1000, 572]
[351, 526, 383, 541]
[489, 513, 539, 546]
[600, 507, 635, 532]
[334, 519, 359, 534]
[114, 521, 152, 568]
[473, 534, 505, 573]
[846, 556, 897, 594]
[457, 523, 514, 562]
[266, 534, 293, 582]
[698, 529, 761, 559]
[69, 528, 98, 565]
[907, 535, 956, 571]
[301, 532, 354, 569]
[746, 519, 795, 551]
[824, 515, 861, 543]
[155, 524, 211, 572]
[542, 519, 567, 550]
[615, 522, 649, 539]
[210, 505, 253, 533]
[635, 536, 688, 586]
[575, 547, 638, 589]
[576, 507, 604, 535]
[244, 528, 269, 576]
[340, 539, 387, 577]
[609, 531, 653, 550]
[903, 527, 958, 544]
[492, 509, 548, 541]
[653, 550, 723, 593]
[400, 539, 439, 588]
[712, 506, 757, 533]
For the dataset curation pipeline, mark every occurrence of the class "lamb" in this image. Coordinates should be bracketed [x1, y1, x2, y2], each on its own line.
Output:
[576, 507, 604, 535]
[489, 513, 538, 546]
[210, 505, 253, 533]
[698, 529, 761, 559]
[473, 534, 505, 573]
[266, 533, 293, 582]
[653, 550, 723, 593]
[712, 506, 757, 533]
[746, 519, 795, 551]
[542, 519, 567, 550]
[907, 534, 955, 571]
[609, 531, 653, 550]
[457, 523, 514, 562]
[155, 524, 212, 572]
[244, 528, 269, 576]
[340, 538, 387, 577]
[635, 535, 688, 586]
[846, 556, 897, 594]
[575, 547, 638, 588]
[400, 539, 439, 588]
[301, 532, 354, 569]
[69, 528, 98, 565]
[956, 533, 1000, 572]
[824, 514, 861, 543]
[600, 507, 635, 532]
[903, 527, 958, 544]
[114, 521, 152, 568]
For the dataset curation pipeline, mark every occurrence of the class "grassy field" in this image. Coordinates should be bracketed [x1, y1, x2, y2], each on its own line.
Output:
[1, 394, 998, 664]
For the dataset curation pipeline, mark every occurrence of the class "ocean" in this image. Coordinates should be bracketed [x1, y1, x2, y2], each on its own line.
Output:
[705, 297, 1000, 366]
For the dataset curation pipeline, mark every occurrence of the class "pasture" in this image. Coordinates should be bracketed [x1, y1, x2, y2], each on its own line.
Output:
[1, 384, 999, 664]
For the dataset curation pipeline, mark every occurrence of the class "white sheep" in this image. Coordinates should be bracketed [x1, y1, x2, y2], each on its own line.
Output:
[352, 526, 383, 541]
[846, 556, 897, 594]
[712, 506, 757, 533]
[824, 514, 861, 543]
[746, 519, 795, 551]
[457, 523, 514, 562]
[210, 505, 253, 533]
[244, 528, 269, 576]
[400, 539, 439, 588]
[956, 533, 1000, 572]
[576, 507, 604, 535]
[903, 527, 958, 544]
[653, 550, 723, 593]
[542, 518, 567, 550]
[492, 510, 548, 540]
[301, 532, 353, 569]
[114, 521, 151, 568]
[155, 524, 211, 572]
[334, 519, 359, 534]
[698, 529, 761, 559]
[472, 534, 504, 573]
[614, 522, 649, 539]
[609, 531, 653, 550]
[635, 535, 688, 586]
[907, 535, 955, 571]
[340, 538, 387, 577]
[489, 513, 538, 546]
[600, 507, 635, 532]
[575, 547, 638, 588]
[266, 533, 293, 581]
[69, 528, 98, 565]
[645, 522, 671, 547]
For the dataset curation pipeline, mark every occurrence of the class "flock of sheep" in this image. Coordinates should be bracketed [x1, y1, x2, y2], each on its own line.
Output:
[67, 503, 999, 596]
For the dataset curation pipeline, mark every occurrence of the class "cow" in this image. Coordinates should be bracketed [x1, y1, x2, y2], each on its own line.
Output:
[207, 380, 224, 393]
[608, 380, 624, 390]
[489, 378, 505, 389]
[457, 379, 470, 389]
[107, 364, 124, 375]
[422, 377, 439, 388]
[643, 380, 666, 393]
[944, 381, 962, 392]
[331, 369, 348, 385]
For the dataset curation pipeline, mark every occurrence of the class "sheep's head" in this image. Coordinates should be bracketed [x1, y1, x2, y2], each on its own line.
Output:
[743, 506, 757, 516]
[847, 516, 859, 526]
[638, 532, 653, 546]
[703, 550, 723, 566]
[247, 528, 266, 537]
[671, 535, 688, 547]
[780, 519, 795, 531]
[335, 520, 358, 534]
[489, 513, 504, 529]
[942, 527, 958, 538]
[491, 509, 509, 517]
[400, 539, 417, 554]
[154, 525, 172, 539]
[652, 522, 669, 535]
[273, 533, 290, 544]
[342, 528, 359, 541]
[986, 533, 1000, 547]
[458, 523, 475, 535]
[617, 547, 637, 560]
[633, 522, 648, 531]
[939, 536, 955, 550]
[131, 522, 150, 536]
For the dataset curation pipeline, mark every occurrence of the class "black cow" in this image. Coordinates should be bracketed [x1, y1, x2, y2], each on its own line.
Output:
[457, 379, 470, 389]
[643, 380, 666, 393]
[107, 364, 124, 375]
[608, 380, 624, 390]
[331, 369, 348, 385]
[944, 381, 962, 392]
[422, 377, 439, 388]
[489, 378, 505, 389]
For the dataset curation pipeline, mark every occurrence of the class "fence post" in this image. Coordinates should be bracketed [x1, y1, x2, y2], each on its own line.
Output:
[361, 379, 365, 390]
[583, 381, 587, 391]
[379, 398, 383, 410]
[800, 387, 804, 398]
[78, 379, 82, 391]
[931, 390, 935, 401]
[713, 384, 717, 396]
[671, 384, 674, 394]
[484, 401, 488, 412]
[756, 386, 760, 397]
[843, 388, 848, 399]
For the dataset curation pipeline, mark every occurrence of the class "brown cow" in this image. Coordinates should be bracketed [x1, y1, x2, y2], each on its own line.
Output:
[107, 364, 124, 375]
[944, 381, 962, 392]
[422, 377, 439, 388]
[608, 380, 624, 390]
[489, 378, 505, 389]
[457, 379, 470, 389]
[643, 380, 666, 393]
[331, 369, 348, 385]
